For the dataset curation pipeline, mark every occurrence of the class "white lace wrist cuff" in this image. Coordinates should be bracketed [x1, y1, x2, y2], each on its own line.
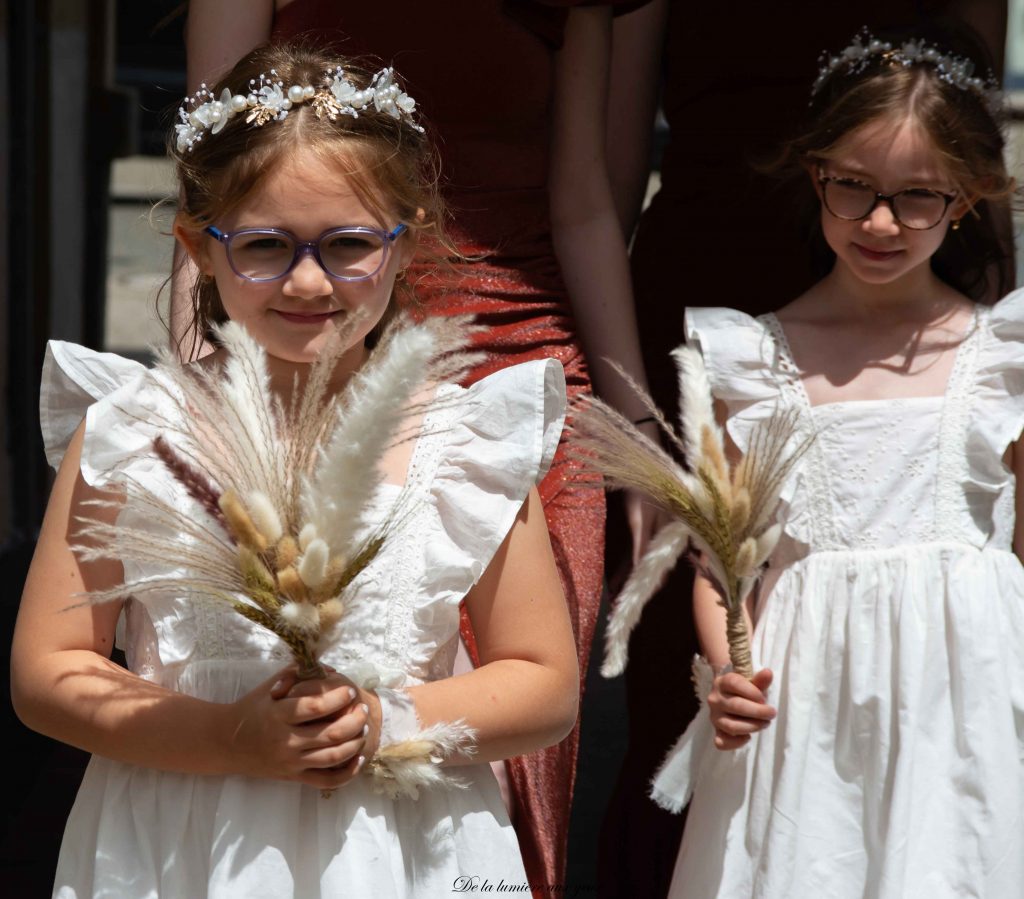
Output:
[365, 688, 477, 801]
[375, 687, 420, 746]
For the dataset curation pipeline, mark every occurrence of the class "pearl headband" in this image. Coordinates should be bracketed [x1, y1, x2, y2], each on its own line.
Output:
[176, 65, 423, 153]
[812, 30, 1001, 117]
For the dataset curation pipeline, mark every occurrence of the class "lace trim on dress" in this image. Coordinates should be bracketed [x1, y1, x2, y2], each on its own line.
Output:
[759, 312, 845, 551]
[381, 389, 454, 681]
[933, 307, 984, 542]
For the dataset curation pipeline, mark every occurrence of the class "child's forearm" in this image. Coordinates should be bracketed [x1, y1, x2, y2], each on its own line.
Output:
[12, 649, 239, 775]
[13, 648, 367, 787]
[402, 656, 579, 765]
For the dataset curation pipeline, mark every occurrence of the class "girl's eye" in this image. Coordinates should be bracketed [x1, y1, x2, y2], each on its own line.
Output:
[324, 234, 376, 251]
[833, 178, 873, 192]
[236, 235, 290, 252]
[900, 188, 945, 200]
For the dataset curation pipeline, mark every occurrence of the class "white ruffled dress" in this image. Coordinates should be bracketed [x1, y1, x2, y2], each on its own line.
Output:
[662, 294, 1024, 898]
[40, 343, 566, 899]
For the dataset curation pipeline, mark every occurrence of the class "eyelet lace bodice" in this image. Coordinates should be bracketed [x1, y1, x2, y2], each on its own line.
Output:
[686, 302, 1022, 562]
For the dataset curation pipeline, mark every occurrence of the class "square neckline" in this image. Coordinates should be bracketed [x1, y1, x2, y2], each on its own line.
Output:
[759, 308, 982, 413]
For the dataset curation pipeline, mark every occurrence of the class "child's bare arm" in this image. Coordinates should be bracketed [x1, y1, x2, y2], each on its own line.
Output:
[391, 487, 580, 764]
[11, 422, 367, 792]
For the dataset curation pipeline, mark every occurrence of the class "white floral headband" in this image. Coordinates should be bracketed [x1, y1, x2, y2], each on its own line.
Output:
[176, 65, 423, 153]
[812, 30, 1001, 117]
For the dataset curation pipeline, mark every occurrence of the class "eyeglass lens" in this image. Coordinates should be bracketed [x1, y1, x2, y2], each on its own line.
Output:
[227, 229, 388, 280]
[823, 180, 949, 230]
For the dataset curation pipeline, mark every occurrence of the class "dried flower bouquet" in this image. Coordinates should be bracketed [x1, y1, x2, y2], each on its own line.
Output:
[75, 313, 480, 796]
[572, 346, 810, 680]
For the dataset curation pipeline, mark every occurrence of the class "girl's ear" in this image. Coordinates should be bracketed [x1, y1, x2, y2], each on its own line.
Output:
[396, 210, 424, 270]
[951, 192, 975, 222]
[803, 158, 824, 200]
[173, 214, 214, 276]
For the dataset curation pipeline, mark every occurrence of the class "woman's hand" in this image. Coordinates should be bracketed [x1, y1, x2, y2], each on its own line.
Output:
[708, 668, 776, 750]
[226, 666, 371, 790]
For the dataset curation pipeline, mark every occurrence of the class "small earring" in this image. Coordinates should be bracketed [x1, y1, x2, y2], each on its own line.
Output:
[951, 219, 962, 231]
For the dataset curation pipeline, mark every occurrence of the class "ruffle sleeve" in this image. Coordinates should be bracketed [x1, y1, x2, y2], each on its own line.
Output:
[965, 288, 1024, 495]
[684, 306, 785, 446]
[424, 358, 565, 607]
[40, 341, 155, 483]
[684, 306, 813, 556]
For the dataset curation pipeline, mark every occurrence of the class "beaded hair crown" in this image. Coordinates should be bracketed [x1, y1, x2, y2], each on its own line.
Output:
[812, 30, 1001, 117]
[175, 65, 423, 154]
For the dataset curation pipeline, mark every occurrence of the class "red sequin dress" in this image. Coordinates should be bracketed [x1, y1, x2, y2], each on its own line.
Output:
[273, 1, 615, 888]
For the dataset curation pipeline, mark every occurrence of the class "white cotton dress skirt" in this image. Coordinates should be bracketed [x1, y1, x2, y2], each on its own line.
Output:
[53, 661, 527, 899]
[670, 544, 1024, 899]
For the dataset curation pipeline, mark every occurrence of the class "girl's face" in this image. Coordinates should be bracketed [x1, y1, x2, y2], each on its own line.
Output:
[814, 117, 969, 290]
[182, 146, 414, 370]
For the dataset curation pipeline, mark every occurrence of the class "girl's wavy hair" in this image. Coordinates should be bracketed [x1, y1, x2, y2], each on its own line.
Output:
[769, 23, 1015, 303]
[169, 42, 456, 360]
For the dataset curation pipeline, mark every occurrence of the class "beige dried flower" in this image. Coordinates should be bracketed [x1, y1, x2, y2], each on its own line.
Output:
[572, 346, 812, 680]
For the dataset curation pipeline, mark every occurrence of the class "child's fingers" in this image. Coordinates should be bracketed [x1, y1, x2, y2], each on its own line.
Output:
[750, 667, 773, 694]
[299, 732, 366, 771]
[716, 694, 776, 723]
[269, 667, 300, 699]
[284, 683, 359, 724]
[713, 712, 772, 737]
[297, 703, 370, 751]
[268, 665, 342, 700]
[716, 671, 772, 705]
[297, 748, 367, 790]
[713, 730, 751, 751]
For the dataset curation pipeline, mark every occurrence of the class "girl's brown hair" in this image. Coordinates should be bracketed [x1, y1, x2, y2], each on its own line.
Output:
[772, 25, 1015, 302]
[170, 42, 453, 359]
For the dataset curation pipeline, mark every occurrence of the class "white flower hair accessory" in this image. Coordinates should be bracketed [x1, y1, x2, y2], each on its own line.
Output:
[175, 65, 423, 153]
[811, 29, 1001, 117]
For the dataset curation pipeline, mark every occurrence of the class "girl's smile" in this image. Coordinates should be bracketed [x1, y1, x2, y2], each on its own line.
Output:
[851, 243, 904, 262]
[273, 308, 343, 325]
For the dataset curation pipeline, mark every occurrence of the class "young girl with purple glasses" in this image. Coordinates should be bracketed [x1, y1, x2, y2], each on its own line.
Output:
[11, 43, 578, 898]
[659, 28, 1022, 897]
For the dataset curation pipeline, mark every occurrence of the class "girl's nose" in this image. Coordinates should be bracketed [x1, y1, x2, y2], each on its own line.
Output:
[863, 201, 900, 236]
[282, 253, 333, 299]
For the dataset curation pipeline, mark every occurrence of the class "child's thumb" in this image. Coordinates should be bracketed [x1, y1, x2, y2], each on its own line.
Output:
[751, 667, 774, 695]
